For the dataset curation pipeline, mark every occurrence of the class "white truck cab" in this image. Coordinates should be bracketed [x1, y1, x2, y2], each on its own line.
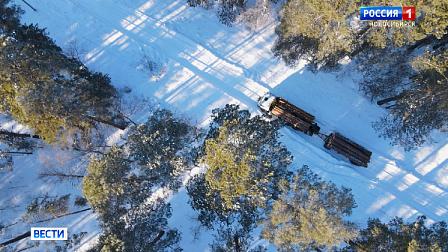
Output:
[257, 93, 276, 113]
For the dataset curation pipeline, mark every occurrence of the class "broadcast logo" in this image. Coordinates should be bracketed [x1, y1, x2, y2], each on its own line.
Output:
[360, 7, 415, 20]
[31, 227, 68, 240]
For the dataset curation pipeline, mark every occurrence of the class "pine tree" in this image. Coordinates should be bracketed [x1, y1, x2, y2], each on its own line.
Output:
[127, 108, 202, 190]
[372, 48, 448, 150]
[83, 109, 199, 251]
[356, 46, 413, 102]
[209, 227, 268, 252]
[218, 0, 248, 26]
[272, 0, 359, 71]
[186, 0, 214, 10]
[0, 22, 126, 145]
[0, 128, 39, 170]
[0, 0, 24, 35]
[261, 165, 358, 251]
[339, 216, 448, 252]
[21, 194, 71, 223]
[82, 146, 131, 213]
[273, 0, 447, 71]
[186, 104, 291, 244]
[187, 173, 261, 231]
[83, 147, 182, 252]
[186, 0, 279, 26]
[95, 199, 182, 252]
[200, 104, 292, 210]
[54, 232, 88, 252]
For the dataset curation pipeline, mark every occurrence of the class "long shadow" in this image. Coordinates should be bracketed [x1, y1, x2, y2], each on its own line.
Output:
[272, 65, 448, 223]
[19, 0, 448, 232]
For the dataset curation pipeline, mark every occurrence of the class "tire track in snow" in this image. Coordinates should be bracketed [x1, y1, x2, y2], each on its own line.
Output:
[282, 128, 447, 222]
[280, 129, 395, 219]
[62, 0, 268, 108]
[33, 0, 448, 222]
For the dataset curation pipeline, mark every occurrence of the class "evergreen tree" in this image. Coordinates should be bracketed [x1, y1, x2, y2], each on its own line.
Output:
[0, 21, 126, 145]
[21, 194, 71, 223]
[186, 0, 279, 26]
[54, 232, 88, 252]
[355, 46, 413, 103]
[95, 199, 182, 252]
[186, 0, 214, 10]
[370, 48, 448, 150]
[187, 173, 261, 231]
[339, 216, 448, 252]
[261, 165, 358, 251]
[83, 146, 182, 252]
[272, 0, 359, 71]
[187, 104, 291, 240]
[0, 0, 23, 35]
[127, 108, 201, 190]
[209, 227, 268, 252]
[83, 109, 200, 251]
[218, 0, 248, 26]
[272, 0, 448, 71]
[186, 104, 292, 252]
[0, 128, 39, 170]
[200, 104, 292, 210]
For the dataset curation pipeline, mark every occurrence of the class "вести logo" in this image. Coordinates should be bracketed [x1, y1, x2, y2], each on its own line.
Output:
[31, 227, 68, 240]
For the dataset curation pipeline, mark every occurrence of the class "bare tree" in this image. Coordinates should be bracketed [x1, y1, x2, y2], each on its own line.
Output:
[63, 37, 87, 60]
[237, 0, 275, 32]
[37, 148, 88, 186]
[136, 52, 167, 81]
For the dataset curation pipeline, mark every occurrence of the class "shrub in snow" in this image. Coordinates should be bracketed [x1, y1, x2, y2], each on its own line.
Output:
[137, 53, 167, 81]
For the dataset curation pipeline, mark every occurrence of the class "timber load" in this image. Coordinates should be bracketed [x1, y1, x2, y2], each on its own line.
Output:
[275, 97, 315, 124]
[271, 106, 311, 133]
[258, 93, 372, 167]
[324, 133, 372, 167]
[270, 97, 319, 135]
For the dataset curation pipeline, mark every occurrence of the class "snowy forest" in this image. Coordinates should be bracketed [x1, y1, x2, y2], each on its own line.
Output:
[1, 0, 448, 251]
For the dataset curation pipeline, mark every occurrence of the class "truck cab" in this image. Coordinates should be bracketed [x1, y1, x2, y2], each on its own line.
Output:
[257, 93, 276, 112]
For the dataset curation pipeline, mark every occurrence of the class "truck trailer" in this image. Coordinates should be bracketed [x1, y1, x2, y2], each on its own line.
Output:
[324, 133, 372, 167]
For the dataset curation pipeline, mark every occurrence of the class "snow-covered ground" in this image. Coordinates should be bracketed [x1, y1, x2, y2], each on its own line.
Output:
[1, 0, 448, 251]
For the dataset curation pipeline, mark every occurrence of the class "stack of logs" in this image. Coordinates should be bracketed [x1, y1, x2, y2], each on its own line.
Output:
[276, 97, 315, 124]
[271, 106, 311, 133]
[324, 133, 372, 167]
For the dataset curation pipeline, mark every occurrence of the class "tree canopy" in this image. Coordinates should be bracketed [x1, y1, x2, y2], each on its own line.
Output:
[0, 0, 126, 145]
[83, 109, 200, 251]
[199, 104, 292, 210]
[339, 216, 448, 252]
[261, 165, 358, 251]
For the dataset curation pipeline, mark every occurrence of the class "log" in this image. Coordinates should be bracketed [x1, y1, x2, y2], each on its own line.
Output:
[331, 140, 371, 164]
[0, 231, 30, 247]
[21, 0, 37, 11]
[271, 106, 310, 132]
[325, 134, 370, 167]
[277, 100, 314, 123]
[332, 136, 372, 160]
[333, 133, 372, 157]
[329, 144, 368, 167]
[276, 98, 315, 123]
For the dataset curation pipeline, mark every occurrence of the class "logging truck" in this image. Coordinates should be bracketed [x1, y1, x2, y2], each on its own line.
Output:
[258, 93, 372, 167]
[257, 93, 320, 136]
